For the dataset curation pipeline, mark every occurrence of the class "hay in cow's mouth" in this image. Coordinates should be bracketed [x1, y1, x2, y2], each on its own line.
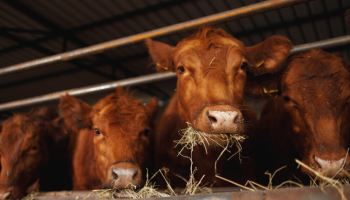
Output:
[175, 122, 246, 162]
[172, 122, 246, 195]
[213, 159, 349, 200]
[175, 122, 245, 154]
[296, 159, 349, 200]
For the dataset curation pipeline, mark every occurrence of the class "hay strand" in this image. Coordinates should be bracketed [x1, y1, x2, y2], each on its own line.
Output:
[216, 166, 303, 192]
[215, 175, 255, 191]
[295, 159, 348, 200]
[175, 123, 246, 176]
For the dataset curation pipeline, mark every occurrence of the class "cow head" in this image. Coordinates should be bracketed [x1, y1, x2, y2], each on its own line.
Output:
[59, 88, 158, 189]
[146, 27, 291, 139]
[281, 50, 350, 177]
[0, 112, 50, 199]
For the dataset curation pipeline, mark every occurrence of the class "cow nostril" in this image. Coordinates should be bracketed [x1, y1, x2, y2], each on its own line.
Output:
[4, 192, 11, 200]
[233, 115, 239, 123]
[112, 169, 119, 180]
[206, 112, 217, 123]
[208, 115, 217, 123]
[132, 169, 138, 180]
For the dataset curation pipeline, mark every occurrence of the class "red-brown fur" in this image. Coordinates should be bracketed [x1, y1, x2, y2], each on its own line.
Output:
[255, 49, 350, 184]
[0, 108, 70, 199]
[146, 27, 292, 186]
[59, 88, 158, 190]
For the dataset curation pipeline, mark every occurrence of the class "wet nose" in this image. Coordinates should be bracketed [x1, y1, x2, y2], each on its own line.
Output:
[0, 188, 11, 200]
[110, 162, 142, 190]
[205, 105, 243, 134]
[0, 192, 10, 200]
[314, 156, 346, 177]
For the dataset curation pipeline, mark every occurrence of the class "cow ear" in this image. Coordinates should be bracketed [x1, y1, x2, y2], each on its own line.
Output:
[145, 97, 158, 116]
[31, 107, 57, 120]
[59, 94, 92, 133]
[145, 39, 175, 72]
[246, 35, 292, 76]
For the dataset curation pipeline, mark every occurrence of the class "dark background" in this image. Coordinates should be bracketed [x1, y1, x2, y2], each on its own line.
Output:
[0, 0, 349, 117]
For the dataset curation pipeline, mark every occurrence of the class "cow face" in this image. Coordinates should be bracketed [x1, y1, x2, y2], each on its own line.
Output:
[0, 114, 49, 199]
[59, 88, 157, 190]
[146, 28, 291, 139]
[281, 50, 350, 177]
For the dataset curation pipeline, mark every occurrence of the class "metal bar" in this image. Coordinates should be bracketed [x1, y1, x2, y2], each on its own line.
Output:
[0, 0, 306, 76]
[21, 184, 350, 200]
[0, 72, 176, 111]
[4, 0, 170, 98]
[1, 35, 350, 111]
[290, 35, 350, 53]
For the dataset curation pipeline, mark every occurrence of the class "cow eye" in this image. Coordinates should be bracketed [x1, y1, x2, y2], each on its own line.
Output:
[141, 128, 151, 138]
[176, 65, 185, 74]
[283, 95, 301, 110]
[28, 146, 39, 154]
[240, 60, 249, 70]
[345, 98, 350, 105]
[343, 100, 350, 110]
[283, 95, 291, 102]
[93, 128, 101, 136]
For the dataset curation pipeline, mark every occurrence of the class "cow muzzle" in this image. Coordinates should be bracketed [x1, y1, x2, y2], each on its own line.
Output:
[314, 156, 348, 177]
[109, 162, 142, 190]
[0, 192, 10, 200]
[195, 105, 244, 134]
[0, 187, 14, 200]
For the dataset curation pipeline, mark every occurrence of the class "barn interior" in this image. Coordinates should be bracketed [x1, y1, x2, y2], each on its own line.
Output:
[0, 0, 350, 199]
[0, 0, 349, 115]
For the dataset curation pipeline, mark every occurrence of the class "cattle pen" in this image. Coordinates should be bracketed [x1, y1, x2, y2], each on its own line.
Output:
[0, 0, 350, 199]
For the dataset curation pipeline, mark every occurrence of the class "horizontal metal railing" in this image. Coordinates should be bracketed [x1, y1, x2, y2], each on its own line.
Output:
[0, 72, 176, 111]
[1, 34, 350, 111]
[0, 0, 306, 76]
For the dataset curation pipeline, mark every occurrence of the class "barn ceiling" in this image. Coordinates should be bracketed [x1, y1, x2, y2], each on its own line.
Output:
[0, 0, 349, 114]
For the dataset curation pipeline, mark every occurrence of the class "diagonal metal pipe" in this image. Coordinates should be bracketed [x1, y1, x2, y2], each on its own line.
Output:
[0, 0, 306, 76]
[0, 34, 350, 111]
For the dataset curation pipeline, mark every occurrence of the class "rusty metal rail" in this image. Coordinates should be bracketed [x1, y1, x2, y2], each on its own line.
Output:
[0, 34, 350, 112]
[0, 0, 306, 76]
[24, 185, 350, 200]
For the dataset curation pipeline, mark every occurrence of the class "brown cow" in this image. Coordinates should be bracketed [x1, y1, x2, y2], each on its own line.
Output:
[0, 108, 70, 200]
[146, 27, 292, 186]
[59, 88, 158, 190]
[255, 49, 350, 184]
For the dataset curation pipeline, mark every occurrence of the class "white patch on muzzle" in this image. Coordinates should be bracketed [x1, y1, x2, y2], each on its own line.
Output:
[314, 156, 345, 176]
[112, 168, 137, 178]
[207, 111, 239, 129]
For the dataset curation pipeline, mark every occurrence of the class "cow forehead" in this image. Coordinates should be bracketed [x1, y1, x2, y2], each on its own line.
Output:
[174, 37, 243, 61]
[284, 51, 350, 98]
[285, 50, 350, 84]
[93, 108, 148, 125]
[92, 111, 148, 136]
[2, 118, 31, 137]
[174, 44, 244, 72]
[285, 77, 347, 102]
